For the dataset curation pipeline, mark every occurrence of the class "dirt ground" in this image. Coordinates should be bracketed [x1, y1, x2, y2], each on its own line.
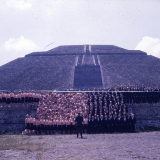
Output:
[0, 132, 160, 160]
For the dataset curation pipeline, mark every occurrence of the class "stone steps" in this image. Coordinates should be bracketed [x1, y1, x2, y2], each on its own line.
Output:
[74, 65, 102, 89]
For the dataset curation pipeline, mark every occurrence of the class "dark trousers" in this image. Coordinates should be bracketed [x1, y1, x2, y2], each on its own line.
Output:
[76, 125, 82, 138]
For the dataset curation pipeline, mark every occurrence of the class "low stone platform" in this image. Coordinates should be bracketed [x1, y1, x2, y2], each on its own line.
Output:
[0, 105, 37, 133]
[128, 103, 160, 130]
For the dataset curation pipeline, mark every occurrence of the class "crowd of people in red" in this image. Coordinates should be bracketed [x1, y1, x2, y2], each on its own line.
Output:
[0, 91, 40, 107]
[25, 92, 89, 134]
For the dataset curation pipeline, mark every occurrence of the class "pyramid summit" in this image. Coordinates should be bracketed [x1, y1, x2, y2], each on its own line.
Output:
[26, 45, 146, 56]
[0, 45, 160, 91]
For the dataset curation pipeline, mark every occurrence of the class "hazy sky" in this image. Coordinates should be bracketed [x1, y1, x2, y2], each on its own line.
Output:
[0, 0, 160, 66]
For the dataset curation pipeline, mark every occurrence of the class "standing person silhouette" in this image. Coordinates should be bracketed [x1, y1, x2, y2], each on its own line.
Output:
[75, 112, 83, 138]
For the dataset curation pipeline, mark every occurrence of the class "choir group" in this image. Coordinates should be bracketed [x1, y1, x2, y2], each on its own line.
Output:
[24, 90, 136, 134]
[25, 92, 89, 134]
[98, 85, 160, 104]
[0, 91, 40, 107]
[2, 85, 159, 135]
[87, 91, 136, 133]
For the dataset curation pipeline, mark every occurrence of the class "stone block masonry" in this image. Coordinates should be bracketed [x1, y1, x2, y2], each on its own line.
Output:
[128, 103, 160, 131]
[0, 106, 37, 133]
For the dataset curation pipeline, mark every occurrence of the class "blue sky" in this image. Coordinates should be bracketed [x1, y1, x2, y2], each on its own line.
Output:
[0, 0, 160, 66]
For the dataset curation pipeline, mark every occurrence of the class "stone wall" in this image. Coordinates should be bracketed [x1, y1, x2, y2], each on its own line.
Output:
[127, 103, 160, 131]
[0, 106, 37, 133]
